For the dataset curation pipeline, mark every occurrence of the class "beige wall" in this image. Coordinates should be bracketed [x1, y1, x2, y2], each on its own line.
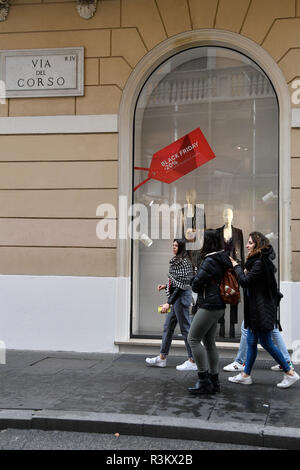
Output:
[0, 133, 118, 276]
[0, 0, 300, 277]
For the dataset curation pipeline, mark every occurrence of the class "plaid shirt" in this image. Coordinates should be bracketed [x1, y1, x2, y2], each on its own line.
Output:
[166, 256, 194, 297]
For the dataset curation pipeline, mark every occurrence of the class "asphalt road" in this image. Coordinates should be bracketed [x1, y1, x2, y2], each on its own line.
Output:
[0, 428, 278, 451]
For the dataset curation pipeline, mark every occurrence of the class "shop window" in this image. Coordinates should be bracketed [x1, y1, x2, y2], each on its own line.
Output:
[132, 46, 278, 341]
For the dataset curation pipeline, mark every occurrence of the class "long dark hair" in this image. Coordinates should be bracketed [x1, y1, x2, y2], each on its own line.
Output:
[247, 231, 270, 259]
[200, 229, 222, 260]
[173, 238, 188, 259]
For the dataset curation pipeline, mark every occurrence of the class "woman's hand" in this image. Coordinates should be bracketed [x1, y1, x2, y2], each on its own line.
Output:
[157, 284, 166, 291]
[160, 303, 170, 313]
[229, 256, 238, 267]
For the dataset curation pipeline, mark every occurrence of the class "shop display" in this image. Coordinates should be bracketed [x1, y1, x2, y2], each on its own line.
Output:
[132, 46, 278, 341]
[177, 189, 205, 267]
[216, 208, 245, 338]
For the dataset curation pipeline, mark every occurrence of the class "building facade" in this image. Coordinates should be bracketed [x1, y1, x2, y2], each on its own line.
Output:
[0, 0, 299, 358]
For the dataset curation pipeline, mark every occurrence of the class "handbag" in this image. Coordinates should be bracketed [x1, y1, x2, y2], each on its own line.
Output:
[218, 268, 240, 305]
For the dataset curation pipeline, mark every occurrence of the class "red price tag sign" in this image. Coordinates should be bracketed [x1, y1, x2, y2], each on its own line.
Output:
[134, 128, 215, 191]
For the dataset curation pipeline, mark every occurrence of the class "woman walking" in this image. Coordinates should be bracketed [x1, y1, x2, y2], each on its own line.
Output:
[145, 239, 197, 371]
[188, 229, 232, 394]
[229, 232, 299, 388]
[223, 320, 294, 372]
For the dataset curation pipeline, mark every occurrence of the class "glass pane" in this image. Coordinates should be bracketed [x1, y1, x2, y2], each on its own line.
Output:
[132, 47, 278, 340]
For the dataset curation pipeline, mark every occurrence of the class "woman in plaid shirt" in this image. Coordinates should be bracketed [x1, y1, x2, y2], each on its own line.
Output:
[145, 238, 197, 371]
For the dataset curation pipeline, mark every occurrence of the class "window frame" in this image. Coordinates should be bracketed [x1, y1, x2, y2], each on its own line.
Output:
[116, 29, 291, 344]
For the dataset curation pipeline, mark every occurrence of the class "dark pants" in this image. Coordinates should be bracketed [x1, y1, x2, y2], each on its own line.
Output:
[160, 289, 193, 358]
[219, 304, 238, 325]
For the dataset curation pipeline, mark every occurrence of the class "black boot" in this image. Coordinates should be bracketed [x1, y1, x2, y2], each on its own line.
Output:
[219, 324, 225, 338]
[188, 371, 214, 395]
[229, 324, 235, 338]
[209, 373, 220, 393]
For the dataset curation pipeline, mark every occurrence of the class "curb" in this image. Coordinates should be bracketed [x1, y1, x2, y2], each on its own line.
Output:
[0, 409, 300, 449]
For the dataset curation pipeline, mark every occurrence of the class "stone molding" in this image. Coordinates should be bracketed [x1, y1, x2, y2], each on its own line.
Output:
[0, 0, 99, 21]
[0, 0, 9, 22]
[0, 114, 118, 134]
[76, 0, 98, 20]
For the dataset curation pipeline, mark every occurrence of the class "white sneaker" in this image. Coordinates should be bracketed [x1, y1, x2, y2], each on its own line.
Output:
[277, 371, 300, 389]
[223, 361, 244, 372]
[271, 364, 283, 371]
[145, 355, 166, 368]
[271, 362, 294, 372]
[176, 360, 198, 371]
[228, 373, 253, 385]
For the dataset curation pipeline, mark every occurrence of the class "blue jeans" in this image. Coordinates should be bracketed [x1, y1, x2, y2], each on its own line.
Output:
[160, 289, 193, 359]
[235, 321, 291, 365]
[244, 329, 291, 375]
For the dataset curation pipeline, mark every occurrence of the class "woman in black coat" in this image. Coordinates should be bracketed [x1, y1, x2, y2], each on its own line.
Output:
[229, 231, 299, 389]
[187, 229, 232, 394]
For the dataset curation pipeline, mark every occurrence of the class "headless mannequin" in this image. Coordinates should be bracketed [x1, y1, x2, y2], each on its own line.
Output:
[182, 189, 205, 268]
[185, 189, 196, 218]
[216, 208, 244, 339]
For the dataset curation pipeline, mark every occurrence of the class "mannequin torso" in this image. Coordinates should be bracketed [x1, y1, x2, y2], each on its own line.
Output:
[215, 208, 244, 338]
[223, 224, 232, 242]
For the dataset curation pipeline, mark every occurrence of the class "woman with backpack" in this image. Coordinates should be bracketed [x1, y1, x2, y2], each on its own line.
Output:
[228, 231, 299, 388]
[188, 229, 232, 394]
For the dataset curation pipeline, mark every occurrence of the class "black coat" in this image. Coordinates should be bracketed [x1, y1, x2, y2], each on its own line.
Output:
[216, 226, 245, 266]
[192, 251, 232, 310]
[234, 246, 279, 331]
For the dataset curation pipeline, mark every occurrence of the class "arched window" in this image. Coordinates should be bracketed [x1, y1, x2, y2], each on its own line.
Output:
[131, 46, 278, 340]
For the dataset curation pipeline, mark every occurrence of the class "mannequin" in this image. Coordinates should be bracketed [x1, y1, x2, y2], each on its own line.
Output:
[180, 189, 206, 268]
[216, 207, 244, 338]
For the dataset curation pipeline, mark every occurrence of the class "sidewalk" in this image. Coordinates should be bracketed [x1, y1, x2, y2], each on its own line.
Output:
[0, 350, 299, 449]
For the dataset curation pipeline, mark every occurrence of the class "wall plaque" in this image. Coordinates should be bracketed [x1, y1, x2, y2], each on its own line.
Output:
[0, 47, 84, 98]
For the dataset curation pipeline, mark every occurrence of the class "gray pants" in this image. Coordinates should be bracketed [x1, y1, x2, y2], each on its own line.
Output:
[188, 308, 225, 375]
